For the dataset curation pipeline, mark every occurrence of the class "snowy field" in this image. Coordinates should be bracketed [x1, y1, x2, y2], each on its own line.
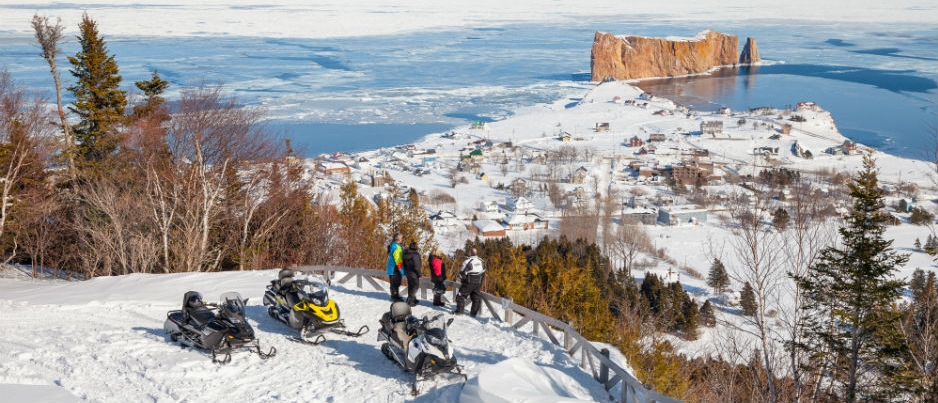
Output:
[0, 268, 610, 403]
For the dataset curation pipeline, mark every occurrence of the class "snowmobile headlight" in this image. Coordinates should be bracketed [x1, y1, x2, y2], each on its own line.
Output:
[426, 329, 446, 347]
[229, 318, 241, 324]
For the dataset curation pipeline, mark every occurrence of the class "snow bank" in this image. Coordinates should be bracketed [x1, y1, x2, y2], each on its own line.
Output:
[460, 357, 599, 403]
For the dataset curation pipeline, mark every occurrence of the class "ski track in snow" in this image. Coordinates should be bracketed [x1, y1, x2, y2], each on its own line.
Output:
[0, 270, 610, 402]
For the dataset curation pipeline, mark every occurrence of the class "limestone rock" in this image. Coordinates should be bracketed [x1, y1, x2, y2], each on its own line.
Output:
[740, 37, 761, 64]
[590, 30, 741, 81]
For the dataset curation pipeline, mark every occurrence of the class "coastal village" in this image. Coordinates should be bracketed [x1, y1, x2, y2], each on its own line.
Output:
[294, 80, 938, 361]
[305, 82, 930, 240]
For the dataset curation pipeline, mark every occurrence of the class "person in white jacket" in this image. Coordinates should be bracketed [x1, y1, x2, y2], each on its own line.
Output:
[455, 248, 485, 316]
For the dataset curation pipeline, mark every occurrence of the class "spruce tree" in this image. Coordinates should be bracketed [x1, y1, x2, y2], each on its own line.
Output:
[67, 12, 126, 164]
[796, 154, 909, 403]
[132, 70, 169, 119]
[740, 281, 758, 316]
[914, 237, 922, 251]
[706, 258, 730, 295]
[699, 300, 716, 327]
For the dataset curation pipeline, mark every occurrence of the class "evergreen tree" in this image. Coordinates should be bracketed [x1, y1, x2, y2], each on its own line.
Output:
[706, 258, 730, 295]
[914, 237, 922, 251]
[796, 154, 909, 403]
[740, 281, 758, 316]
[771, 207, 790, 230]
[699, 300, 716, 327]
[926, 234, 937, 255]
[132, 70, 169, 119]
[67, 12, 126, 164]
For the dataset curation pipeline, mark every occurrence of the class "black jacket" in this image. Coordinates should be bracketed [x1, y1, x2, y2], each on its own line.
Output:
[403, 248, 422, 278]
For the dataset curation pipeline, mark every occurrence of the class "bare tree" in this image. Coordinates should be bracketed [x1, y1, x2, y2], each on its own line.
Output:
[777, 180, 837, 403]
[165, 83, 279, 272]
[609, 218, 651, 276]
[0, 69, 53, 266]
[31, 14, 73, 172]
[723, 186, 785, 403]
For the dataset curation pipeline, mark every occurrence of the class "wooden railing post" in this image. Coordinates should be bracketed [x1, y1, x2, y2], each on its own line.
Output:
[502, 297, 513, 324]
[599, 348, 610, 385]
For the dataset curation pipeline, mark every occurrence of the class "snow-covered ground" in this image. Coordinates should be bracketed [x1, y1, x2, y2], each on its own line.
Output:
[0, 268, 610, 402]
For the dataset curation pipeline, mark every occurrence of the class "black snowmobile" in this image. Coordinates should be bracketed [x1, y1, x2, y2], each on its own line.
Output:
[164, 291, 276, 364]
[263, 268, 368, 344]
[377, 301, 466, 395]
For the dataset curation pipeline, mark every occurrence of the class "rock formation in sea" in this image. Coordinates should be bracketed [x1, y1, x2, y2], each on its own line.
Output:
[740, 37, 761, 65]
[590, 30, 758, 81]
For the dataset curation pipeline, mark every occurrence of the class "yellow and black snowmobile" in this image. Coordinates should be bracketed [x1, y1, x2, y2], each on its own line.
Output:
[263, 269, 368, 344]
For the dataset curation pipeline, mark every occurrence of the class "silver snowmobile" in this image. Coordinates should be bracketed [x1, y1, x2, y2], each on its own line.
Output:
[377, 301, 466, 395]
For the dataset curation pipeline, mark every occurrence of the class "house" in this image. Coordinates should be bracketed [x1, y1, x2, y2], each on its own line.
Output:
[317, 161, 351, 176]
[468, 149, 484, 162]
[479, 200, 500, 213]
[507, 196, 535, 212]
[636, 145, 656, 155]
[470, 120, 489, 130]
[622, 208, 658, 225]
[658, 205, 708, 226]
[503, 213, 549, 230]
[648, 133, 667, 143]
[669, 160, 713, 186]
[701, 121, 723, 136]
[718, 106, 732, 115]
[368, 170, 393, 187]
[796, 101, 822, 112]
[570, 166, 590, 184]
[780, 124, 792, 134]
[595, 122, 610, 132]
[627, 136, 644, 148]
[511, 178, 528, 195]
[477, 172, 489, 181]
[429, 210, 461, 229]
[559, 132, 573, 142]
[472, 220, 506, 237]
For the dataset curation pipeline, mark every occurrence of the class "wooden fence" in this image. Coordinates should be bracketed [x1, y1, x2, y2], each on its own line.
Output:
[293, 265, 684, 403]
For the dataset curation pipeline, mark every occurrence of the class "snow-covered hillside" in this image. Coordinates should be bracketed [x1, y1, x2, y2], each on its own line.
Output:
[0, 268, 610, 402]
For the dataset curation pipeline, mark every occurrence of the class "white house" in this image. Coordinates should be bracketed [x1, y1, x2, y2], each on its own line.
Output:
[429, 210, 461, 229]
[479, 200, 500, 213]
[507, 196, 535, 212]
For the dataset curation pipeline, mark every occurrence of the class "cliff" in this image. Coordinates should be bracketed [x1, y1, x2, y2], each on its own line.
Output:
[740, 37, 761, 64]
[591, 30, 752, 81]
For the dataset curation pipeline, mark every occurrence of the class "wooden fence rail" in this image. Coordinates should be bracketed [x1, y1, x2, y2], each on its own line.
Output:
[293, 265, 684, 403]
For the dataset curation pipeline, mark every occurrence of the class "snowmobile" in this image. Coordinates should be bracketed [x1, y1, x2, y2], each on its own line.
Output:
[377, 301, 466, 395]
[263, 268, 368, 344]
[164, 291, 276, 364]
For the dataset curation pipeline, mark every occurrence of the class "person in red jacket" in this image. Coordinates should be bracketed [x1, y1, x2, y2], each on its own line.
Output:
[428, 248, 447, 307]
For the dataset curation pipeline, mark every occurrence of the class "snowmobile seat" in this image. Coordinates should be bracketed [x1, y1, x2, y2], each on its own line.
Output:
[182, 291, 215, 326]
[277, 268, 294, 289]
[390, 301, 411, 322]
[388, 301, 415, 346]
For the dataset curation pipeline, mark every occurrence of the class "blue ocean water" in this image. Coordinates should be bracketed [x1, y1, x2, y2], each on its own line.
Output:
[0, 18, 934, 158]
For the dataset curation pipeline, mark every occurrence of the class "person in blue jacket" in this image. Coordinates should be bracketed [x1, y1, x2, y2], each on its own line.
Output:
[386, 232, 404, 302]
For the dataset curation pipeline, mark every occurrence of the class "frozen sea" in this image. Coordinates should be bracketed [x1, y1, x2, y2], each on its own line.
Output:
[0, 17, 935, 158]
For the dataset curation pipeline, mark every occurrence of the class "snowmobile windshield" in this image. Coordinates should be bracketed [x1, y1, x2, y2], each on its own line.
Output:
[297, 276, 330, 306]
[219, 292, 246, 317]
[420, 313, 449, 347]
